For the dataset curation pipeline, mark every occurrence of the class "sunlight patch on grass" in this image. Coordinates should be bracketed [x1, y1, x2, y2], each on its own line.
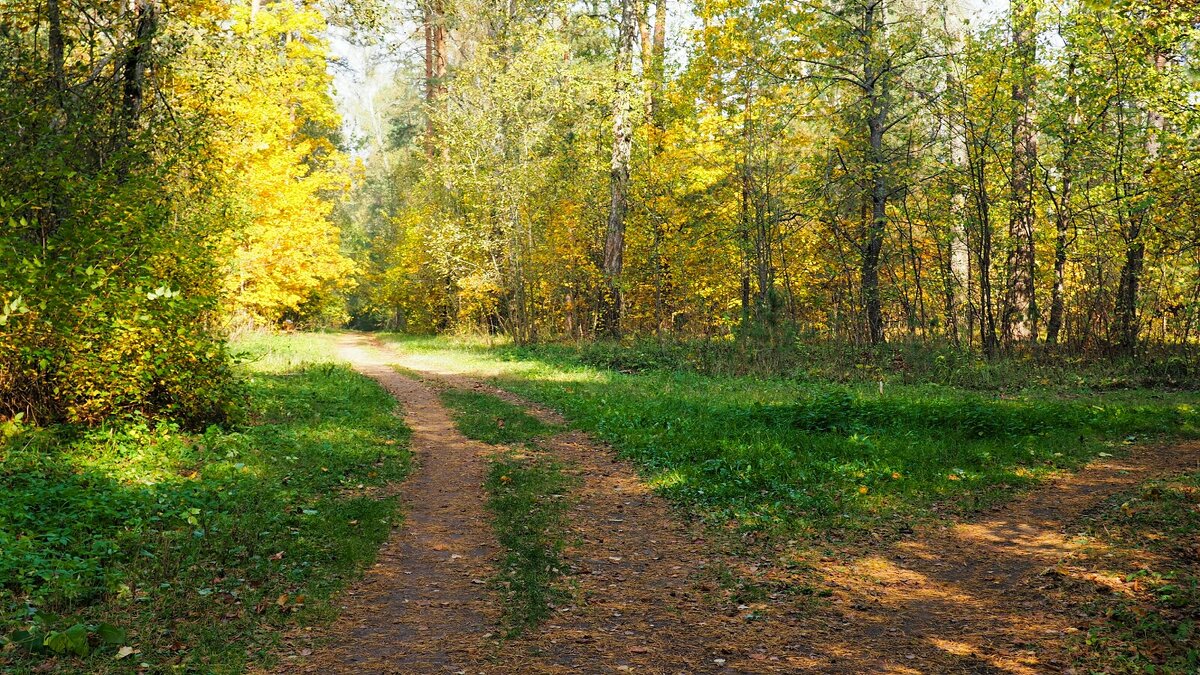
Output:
[648, 468, 687, 490]
[379, 334, 1198, 542]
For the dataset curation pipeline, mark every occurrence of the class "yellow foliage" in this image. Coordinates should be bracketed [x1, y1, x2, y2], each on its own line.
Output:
[178, 2, 355, 325]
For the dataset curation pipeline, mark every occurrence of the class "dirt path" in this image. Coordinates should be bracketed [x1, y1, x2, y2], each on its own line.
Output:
[289, 334, 1200, 674]
[787, 441, 1200, 673]
[387, 350, 743, 672]
[377, 337, 1200, 674]
[281, 335, 500, 673]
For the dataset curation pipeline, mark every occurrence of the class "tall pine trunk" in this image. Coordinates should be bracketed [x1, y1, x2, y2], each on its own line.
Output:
[423, 0, 446, 158]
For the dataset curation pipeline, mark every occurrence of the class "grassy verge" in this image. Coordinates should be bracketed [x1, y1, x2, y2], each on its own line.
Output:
[384, 334, 1198, 540]
[478, 336, 1200, 390]
[1065, 471, 1200, 673]
[439, 389, 559, 445]
[438, 388, 571, 635]
[0, 332, 410, 673]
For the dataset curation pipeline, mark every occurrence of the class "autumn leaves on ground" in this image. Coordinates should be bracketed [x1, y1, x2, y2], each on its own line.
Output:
[5, 331, 1197, 673]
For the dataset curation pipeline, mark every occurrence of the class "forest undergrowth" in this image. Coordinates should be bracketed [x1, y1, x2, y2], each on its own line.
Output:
[0, 334, 410, 673]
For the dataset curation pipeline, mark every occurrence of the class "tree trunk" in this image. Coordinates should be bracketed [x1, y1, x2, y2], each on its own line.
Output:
[1003, 0, 1038, 347]
[863, 115, 886, 345]
[1045, 63, 1079, 346]
[948, 124, 970, 347]
[423, 0, 446, 157]
[122, 0, 157, 130]
[861, 0, 887, 346]
[739, 90, 753, 329]
[1046, 190, 1070, 345]
[944, 8, 970, 348]
[602, 0, 635, 337]
[638, 1, 652, 120]
[651, 0, 666, 128]
[47, 0, 65, 95]
[1114, 53, 1166, 357]
[972, 147, 999, 356]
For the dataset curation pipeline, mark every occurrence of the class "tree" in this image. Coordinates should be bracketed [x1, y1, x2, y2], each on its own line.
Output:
[423, 0, 447, 156]
[348, 0, 1200, 359]
[603, 0, 637, 337]
[1003, 0, 1040, 347]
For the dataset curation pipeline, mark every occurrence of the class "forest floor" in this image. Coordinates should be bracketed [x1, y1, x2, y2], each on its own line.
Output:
[281, 333, 1200, 674]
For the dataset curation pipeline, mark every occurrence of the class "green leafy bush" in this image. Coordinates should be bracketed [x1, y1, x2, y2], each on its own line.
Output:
[0, 0, 241, 427]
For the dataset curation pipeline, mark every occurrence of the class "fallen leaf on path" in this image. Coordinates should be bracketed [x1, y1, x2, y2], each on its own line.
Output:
[115, 646, 136, 660]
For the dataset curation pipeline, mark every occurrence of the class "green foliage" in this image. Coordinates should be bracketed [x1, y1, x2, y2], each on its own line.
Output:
[440, 389, 560, 445]
[484, 454, 574, 636]
[349, 0, 1200, 357]
[0, 173, 237, 427]
[384, 334, 1198, 539]
[0, 0, 355, 426]
[0, 0, 241, 426]
[0, 609, 126, 659]
[0, 333, 410, 673]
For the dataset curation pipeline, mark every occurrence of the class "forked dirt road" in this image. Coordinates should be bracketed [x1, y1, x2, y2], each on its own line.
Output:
[280, 334, 1200, 674]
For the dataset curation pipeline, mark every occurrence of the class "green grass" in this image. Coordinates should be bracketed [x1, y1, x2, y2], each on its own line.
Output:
[1068, 471, 1200, 673]
[484, 454, 574, 636]
[438, 388, 572, 635]
[439, 389, 559, 445]
[437, 335, 1200, 390]
[381, 334, 1198, 540]
[0, 332, 410, 673]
